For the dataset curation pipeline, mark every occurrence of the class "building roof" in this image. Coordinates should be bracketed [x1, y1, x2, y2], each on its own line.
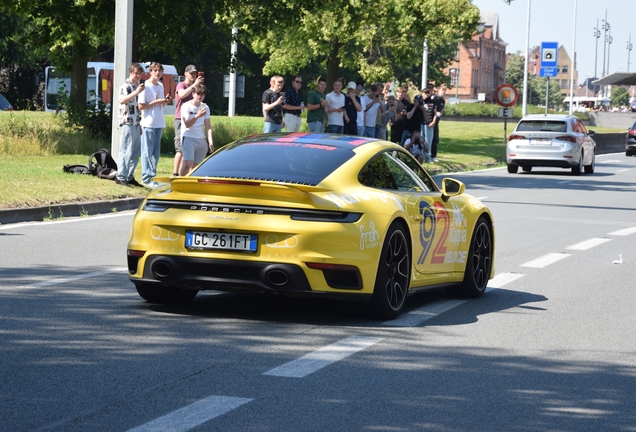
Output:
[480, 12, 501, 41]
[593, 72, 636, 86]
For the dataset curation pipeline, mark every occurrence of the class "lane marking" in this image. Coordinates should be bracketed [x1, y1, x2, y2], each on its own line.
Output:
[383, 299, 467, 327]
[599, 160, 622, 163]
[127, 395, 252, 432]
[608, 227, 636, 236]
[616, 169, 629, 173]
[487, 272, 525, 288]
[263, 336, 383, 378]
[521, 253, 570, 268]
[0, 211, 134, 230]
[566, 238, 611, 250]
[6, 267, 127, 290]
[475, 196, 489, 201]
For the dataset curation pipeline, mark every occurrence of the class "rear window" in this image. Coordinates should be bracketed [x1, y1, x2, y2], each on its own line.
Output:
[191, 140, 355, 186]
[516, 121, 567, 133]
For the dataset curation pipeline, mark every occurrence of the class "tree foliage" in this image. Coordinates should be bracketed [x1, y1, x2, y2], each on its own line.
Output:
[610, 87, 629, 108]
[226, 0, 481, 88]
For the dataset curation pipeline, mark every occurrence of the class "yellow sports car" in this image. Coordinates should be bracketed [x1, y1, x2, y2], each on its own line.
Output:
[127, 133, 495, 319]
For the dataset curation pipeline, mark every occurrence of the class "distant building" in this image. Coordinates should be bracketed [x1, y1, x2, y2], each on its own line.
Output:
[443, 12, 507, 102]
[527, 45, 579, 97]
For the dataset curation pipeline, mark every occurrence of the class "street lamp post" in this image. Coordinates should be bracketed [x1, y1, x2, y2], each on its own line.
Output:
[601, 10, 609, 77]
[628, 34, 633, 72]
[593, 20, 601, 78]
[607, 29, 613, 76]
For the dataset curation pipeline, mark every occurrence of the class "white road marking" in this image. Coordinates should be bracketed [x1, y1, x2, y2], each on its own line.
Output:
[616, 169, 629, 173]
[599, 160, 622, 164]
[127, 395, 252, 432]
[8, 267, 127, 290]
[487, 272, 525, 288]
[521, 253, 570, 268]
[263, 336, 383, 378]
[383, 299, 467, 327]
[567, 238, 611, 250]
[475, 196, 489, 201]
[608, 227, 636, 236]
[0, 211, 134, 230]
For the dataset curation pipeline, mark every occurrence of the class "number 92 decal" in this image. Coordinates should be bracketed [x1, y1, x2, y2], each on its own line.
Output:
[418, 201, 450, 265]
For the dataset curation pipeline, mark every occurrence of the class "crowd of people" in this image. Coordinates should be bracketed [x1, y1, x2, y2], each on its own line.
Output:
[113, 66, 448, 190]
[262, 76, 447, 164]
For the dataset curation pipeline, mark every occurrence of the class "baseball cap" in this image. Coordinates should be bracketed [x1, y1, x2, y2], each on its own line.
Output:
[347, 81, 357, 90]
[184, 64, 197, 73]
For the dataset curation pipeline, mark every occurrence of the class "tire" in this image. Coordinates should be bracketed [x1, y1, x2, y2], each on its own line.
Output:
[369, 222, 410, 319]
[135, 282, 198, 304]
[522, 166, 532, 173]
[584, 151, 595, 174]
[454, 217, 492, 298]
[507, 164, 518, 174]
[572, 151, 583, 175]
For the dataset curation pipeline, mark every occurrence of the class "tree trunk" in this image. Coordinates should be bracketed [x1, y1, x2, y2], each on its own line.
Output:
[70, 55, 88, 109]
[326, 40, 343, 90]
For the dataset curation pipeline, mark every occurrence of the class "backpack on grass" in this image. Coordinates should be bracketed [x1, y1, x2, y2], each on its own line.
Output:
[62, 148, 118, 179]
[88, 148, 118, 180]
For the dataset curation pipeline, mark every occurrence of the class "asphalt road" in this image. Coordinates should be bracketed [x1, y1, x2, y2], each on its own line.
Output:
[1, 153, 635, 432]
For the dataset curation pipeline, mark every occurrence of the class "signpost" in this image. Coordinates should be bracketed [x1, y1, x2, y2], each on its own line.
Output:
[540, 42, 559, 114]
[494, 83, 519, 147]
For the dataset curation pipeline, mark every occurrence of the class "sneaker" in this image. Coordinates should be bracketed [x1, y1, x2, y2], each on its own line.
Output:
[432, 158, 439, 162]
[142, 181, 160, 189]
[115, 179, 132, 187]
[127, 178, 143, 188]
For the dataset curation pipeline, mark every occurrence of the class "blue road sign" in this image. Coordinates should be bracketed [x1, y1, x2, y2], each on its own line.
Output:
[541, 42, 558, 68]
[540, 67, 558, 77]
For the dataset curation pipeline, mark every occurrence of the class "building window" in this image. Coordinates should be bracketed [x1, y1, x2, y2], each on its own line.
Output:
[556, 66, 561, 73]
[561, 79, 569, 89]
[562, 65, 569, 73]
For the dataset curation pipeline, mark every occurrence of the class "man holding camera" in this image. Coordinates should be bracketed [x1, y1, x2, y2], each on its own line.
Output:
[138, 62, 171, 188]
[403, 130, 431, 164]
[115, 62, 144, 188]
[362, 84, 383, 138]
[325, 79, 347, 134]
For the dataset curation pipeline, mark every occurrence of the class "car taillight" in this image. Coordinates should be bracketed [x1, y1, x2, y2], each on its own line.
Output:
[556, 135, 577, 143]
[508, 134, 524, 141]
[629, 129, 636, 136]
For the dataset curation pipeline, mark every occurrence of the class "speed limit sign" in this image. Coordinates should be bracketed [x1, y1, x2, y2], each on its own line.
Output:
[494, 84, 519, 108]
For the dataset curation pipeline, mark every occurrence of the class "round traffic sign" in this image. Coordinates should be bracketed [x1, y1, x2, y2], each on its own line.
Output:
[494, 84, 519, 108]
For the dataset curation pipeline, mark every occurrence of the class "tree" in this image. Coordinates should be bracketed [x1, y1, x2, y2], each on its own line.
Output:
[610, 87, 629, 108]
[505, 52, 525, 94]
[227, 0, 481, 87]
[529, 75, 564, 108]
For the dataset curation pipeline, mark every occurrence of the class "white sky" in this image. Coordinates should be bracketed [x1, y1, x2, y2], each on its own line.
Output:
[472, 0, 634, 83]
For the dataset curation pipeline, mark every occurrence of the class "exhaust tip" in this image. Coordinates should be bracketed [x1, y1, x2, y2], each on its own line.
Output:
[265, 269, 289, 287]
[151, 260, 174, 279]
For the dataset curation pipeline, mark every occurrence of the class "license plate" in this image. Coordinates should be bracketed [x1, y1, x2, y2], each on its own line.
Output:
[185, 231, 257, 252]
[529, 138, 551, 145]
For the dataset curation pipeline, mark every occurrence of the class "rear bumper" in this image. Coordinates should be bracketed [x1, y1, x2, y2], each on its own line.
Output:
[130, 254, 365, 297]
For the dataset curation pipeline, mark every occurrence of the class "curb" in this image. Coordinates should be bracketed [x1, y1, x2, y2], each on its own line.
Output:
[0, 197, 145, 225]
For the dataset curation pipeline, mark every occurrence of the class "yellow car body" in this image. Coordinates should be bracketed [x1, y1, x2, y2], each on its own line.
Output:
[127, 133, 495, 319]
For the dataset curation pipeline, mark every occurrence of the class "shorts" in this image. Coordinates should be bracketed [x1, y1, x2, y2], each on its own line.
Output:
[182, 135, 208, 166]
[173, 118, 183, 152]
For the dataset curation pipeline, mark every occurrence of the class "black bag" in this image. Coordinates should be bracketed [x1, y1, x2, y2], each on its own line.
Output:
[88, 148, 118, 180]
[63, 164, 91, 175]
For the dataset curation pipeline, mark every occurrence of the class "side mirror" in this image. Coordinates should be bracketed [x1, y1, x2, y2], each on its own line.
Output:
[441, 178, 465, 202]
[587, 129, 596, 136]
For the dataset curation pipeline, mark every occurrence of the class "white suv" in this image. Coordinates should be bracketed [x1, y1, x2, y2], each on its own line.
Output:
[506, 114, 596, 175]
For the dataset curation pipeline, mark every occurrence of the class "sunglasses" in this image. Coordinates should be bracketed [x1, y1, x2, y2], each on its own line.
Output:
[294, 80, 302, 84]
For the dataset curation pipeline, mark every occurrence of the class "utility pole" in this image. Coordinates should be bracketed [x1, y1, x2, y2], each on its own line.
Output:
[627, 34, 633, 72]
[522, 0, 531, 116]
[601, 9, 608, 77]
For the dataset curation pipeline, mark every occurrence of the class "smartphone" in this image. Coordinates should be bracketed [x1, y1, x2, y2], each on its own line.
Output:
[198, 72, 204, 78]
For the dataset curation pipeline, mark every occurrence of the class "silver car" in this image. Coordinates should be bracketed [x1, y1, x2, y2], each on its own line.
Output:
[506, 114, 596, 175]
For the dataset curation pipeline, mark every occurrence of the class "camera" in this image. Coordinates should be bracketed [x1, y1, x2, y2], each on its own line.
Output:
[414, 95, 422, 103]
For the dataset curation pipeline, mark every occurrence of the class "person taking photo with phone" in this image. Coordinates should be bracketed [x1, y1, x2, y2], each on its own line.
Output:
[173, 64, 204, 176]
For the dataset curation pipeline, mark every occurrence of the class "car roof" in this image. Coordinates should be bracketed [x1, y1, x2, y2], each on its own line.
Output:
[520, 114, 577, 121]
[235, 132, 389, 151]
[0, 93, 13, 110]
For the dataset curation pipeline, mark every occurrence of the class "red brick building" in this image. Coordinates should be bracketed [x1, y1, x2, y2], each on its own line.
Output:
[527, 45, 578, 97]
[444, 12, 507, 102]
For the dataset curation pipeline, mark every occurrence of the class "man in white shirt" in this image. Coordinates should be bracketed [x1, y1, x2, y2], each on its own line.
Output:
[138, 62, 171, 188]
[363, 84, 383, 138]
[325, 79, 347, 134]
